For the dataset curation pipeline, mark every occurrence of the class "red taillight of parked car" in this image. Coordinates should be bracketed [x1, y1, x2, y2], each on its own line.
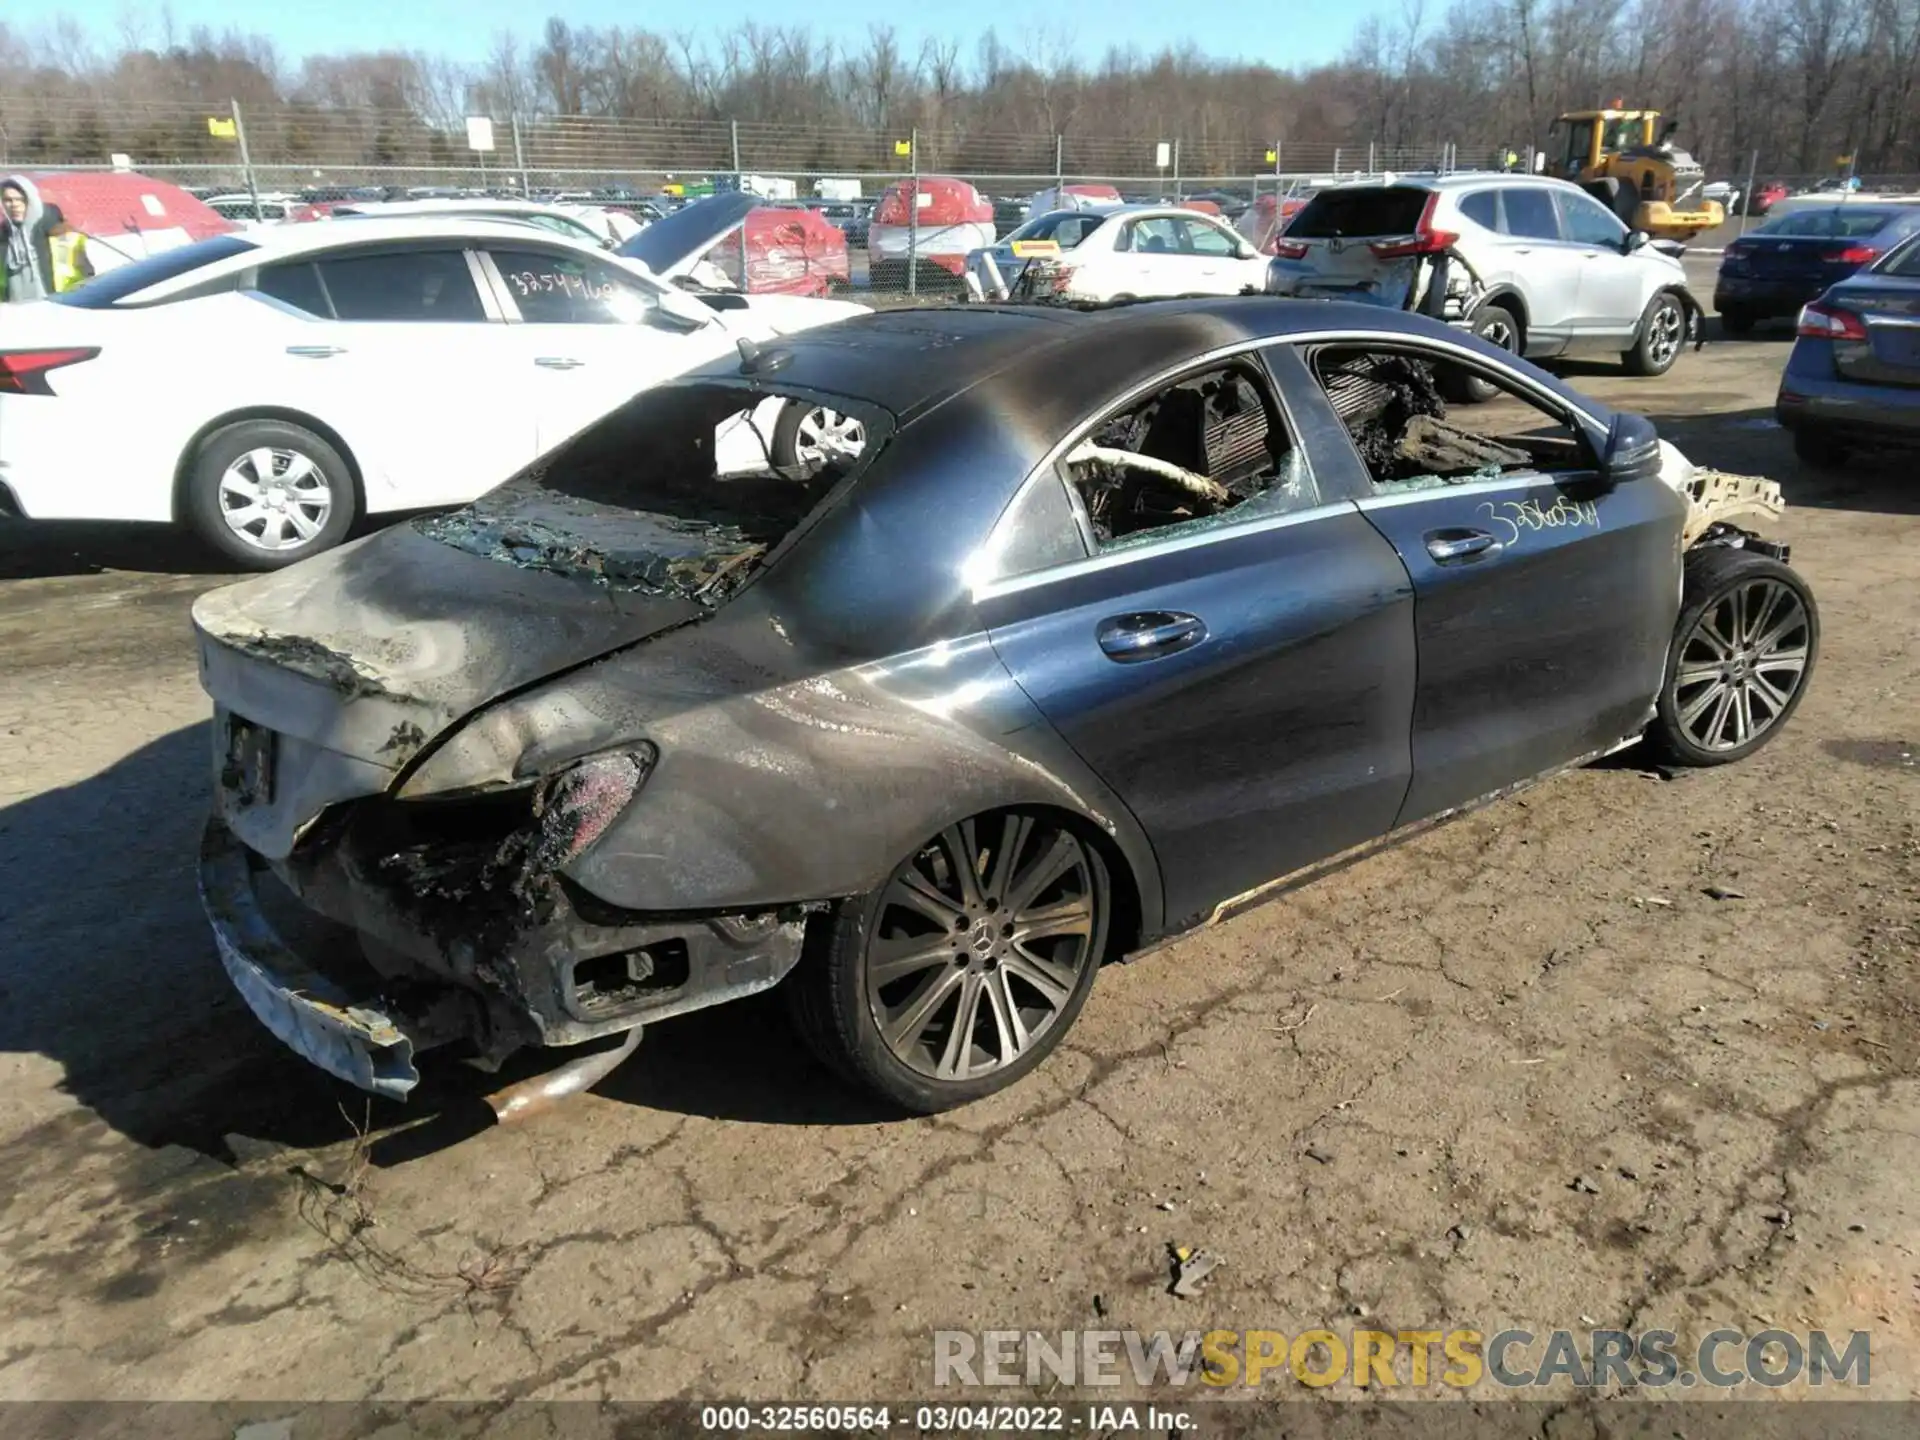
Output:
[1796, 303, 1869, 340]
[1368, 192, 1460, 259]
[1270, 239, 1310, 259]
[0, 347, 100, 396]
[1824, 245, 1879, 265]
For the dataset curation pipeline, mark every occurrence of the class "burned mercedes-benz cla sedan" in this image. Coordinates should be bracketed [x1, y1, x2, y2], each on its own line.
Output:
[194, 300, 1817, 1116]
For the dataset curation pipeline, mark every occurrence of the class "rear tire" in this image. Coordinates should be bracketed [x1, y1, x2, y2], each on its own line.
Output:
[785, 811, 1111, 1113]
[1625, 291, 1687, 376]
[1446, 304, 1518, 404]
[1646, 548, 1818, 767]
[1792, 427, 1851, 469]
[184, 420, 356, 570]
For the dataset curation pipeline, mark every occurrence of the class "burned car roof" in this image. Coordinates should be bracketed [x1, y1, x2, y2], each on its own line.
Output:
[694, 298, 1622, 433]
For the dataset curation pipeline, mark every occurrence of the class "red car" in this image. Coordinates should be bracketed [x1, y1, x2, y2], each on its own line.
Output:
[1748, 183, 1790, 217]
[700, 205, 851, 298]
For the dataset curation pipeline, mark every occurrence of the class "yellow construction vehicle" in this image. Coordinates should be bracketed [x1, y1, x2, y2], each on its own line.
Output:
[1548, 105, 1725, 241]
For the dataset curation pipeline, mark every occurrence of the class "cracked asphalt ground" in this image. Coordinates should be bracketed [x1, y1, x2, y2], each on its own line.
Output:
[1, 284, 1916, 1411]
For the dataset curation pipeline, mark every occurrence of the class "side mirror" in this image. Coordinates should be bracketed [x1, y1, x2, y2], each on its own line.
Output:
[1599, 412, 1662, 486]
[1625, 229, 1652, 253]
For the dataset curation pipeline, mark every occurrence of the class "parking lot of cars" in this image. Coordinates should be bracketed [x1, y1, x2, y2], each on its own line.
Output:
[2, 209, 1918, 1403]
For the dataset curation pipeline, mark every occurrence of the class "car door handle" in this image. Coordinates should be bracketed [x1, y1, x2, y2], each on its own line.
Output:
[1510, 247, 1532, 255]
[535, 356, 586, 369]
[285, 344, 346, 358]
[1096, 611, 1207, 662]
[1425, 528, 1503, 563]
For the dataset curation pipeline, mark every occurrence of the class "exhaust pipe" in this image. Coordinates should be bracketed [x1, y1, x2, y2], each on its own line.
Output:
[486, 1026, 642, 1125]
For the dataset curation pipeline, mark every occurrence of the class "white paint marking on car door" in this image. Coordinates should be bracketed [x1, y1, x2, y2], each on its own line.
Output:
[478, 243, 729, 455]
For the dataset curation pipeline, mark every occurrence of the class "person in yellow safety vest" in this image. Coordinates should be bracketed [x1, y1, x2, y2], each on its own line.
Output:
[1, 174, 95, 303]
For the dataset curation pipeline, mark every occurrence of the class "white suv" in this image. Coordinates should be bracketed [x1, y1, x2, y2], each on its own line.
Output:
[1268, 174, 1699, 382]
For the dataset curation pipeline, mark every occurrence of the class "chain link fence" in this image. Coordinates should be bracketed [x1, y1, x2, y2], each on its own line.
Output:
[2, 95, 1482, 298]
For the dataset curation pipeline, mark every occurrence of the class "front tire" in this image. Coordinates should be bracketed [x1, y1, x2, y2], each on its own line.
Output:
[184, 420, 356, 569]
[785, 811, 1111, 1113]
[1647, 548, 1818, 767]
[1625, 292, 1687, 376]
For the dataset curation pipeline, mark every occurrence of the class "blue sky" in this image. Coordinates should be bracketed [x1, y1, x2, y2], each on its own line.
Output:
[64, 0, 1400, 70]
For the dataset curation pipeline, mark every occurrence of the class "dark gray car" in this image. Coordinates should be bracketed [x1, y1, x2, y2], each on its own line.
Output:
[193, 300, 1818, 1119]
[1777, 232, 1920, 464]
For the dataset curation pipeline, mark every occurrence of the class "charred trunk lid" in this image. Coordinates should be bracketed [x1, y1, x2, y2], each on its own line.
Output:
[194, 520, 710, 774]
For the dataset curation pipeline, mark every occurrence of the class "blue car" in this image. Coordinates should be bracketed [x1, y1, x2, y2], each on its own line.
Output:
[1776, 232, 1920, 465]
[1715, 203, 1920, 332]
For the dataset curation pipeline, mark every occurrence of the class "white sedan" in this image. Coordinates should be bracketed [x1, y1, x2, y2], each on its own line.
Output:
[963, 205, 1272, 304]
[0, 197, 864, 567]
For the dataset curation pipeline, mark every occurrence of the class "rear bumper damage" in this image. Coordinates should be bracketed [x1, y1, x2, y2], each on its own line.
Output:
[199, 799, 811, 1101]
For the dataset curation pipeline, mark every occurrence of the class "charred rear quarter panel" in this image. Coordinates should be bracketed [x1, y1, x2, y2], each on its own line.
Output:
[545, 602, 1166, 934]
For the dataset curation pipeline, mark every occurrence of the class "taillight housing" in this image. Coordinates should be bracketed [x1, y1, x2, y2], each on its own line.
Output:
[1796, 303, 1868, 341]
[0, 347, 100, 396]
[1270, 239, 1310, 259]
[1368, 192, 1460, 259]
[1826, 245, 1879, 265]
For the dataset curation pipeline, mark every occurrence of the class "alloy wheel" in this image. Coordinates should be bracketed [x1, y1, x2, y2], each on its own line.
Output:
[1671, 577, 1811, 752]
[793, 407, 866, 471]
[1647, 301, 1684, 367]
[864, 815, 1103, 1082]
[1482, 317, 1515, 350]
[218, 447, 333, 552]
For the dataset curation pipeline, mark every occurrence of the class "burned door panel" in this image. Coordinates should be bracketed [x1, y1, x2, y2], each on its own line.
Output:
[1288, 342, 1687, 823]
[979, 509, 1416, 932]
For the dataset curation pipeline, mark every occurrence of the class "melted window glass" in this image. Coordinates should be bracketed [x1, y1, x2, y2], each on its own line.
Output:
[1310, 347, 1591, 490]
[418, 382, 886, 603]
[1060, 361, 1319, 552]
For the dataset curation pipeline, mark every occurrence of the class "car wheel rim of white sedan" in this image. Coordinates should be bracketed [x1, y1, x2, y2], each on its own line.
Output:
[794, 408, 866, 470]
[219, 448, 332, 552]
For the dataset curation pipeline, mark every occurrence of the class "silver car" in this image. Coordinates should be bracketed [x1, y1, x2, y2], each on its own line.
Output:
[1268, 173, 1701, 387]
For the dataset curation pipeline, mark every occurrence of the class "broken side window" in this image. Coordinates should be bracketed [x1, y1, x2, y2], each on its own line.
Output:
[414, 382, 888, 603]
[1309, 346, 1592, 491]
[1059, 360, 1318, 553]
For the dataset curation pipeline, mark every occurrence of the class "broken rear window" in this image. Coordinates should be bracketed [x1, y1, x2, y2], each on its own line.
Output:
[1287, 187, 1432, 239]
[416, 382, 887, 603]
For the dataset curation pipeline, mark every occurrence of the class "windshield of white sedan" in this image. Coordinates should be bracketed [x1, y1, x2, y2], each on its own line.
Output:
[52, 234, 257, 308]
[1003, 213, 1104, 249]
[416, 381, 884, 603]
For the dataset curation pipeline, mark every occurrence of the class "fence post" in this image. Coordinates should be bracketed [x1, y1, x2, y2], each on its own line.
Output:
[512, 112, 529, 196]
[1054, 133, 1064, 196]
[732, 120, 747, 283]
[907, 126, 920, 297]
[230, 100, 262, 222]
[1334, 146, 1342, 175]
[1740, 149, 1759, 236]
[1172, 138, 1181, 199]
[1368, 140, 1376, 174]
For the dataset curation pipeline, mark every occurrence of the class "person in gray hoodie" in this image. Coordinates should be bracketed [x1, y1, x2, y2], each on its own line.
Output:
[1, 175, 94, 303]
